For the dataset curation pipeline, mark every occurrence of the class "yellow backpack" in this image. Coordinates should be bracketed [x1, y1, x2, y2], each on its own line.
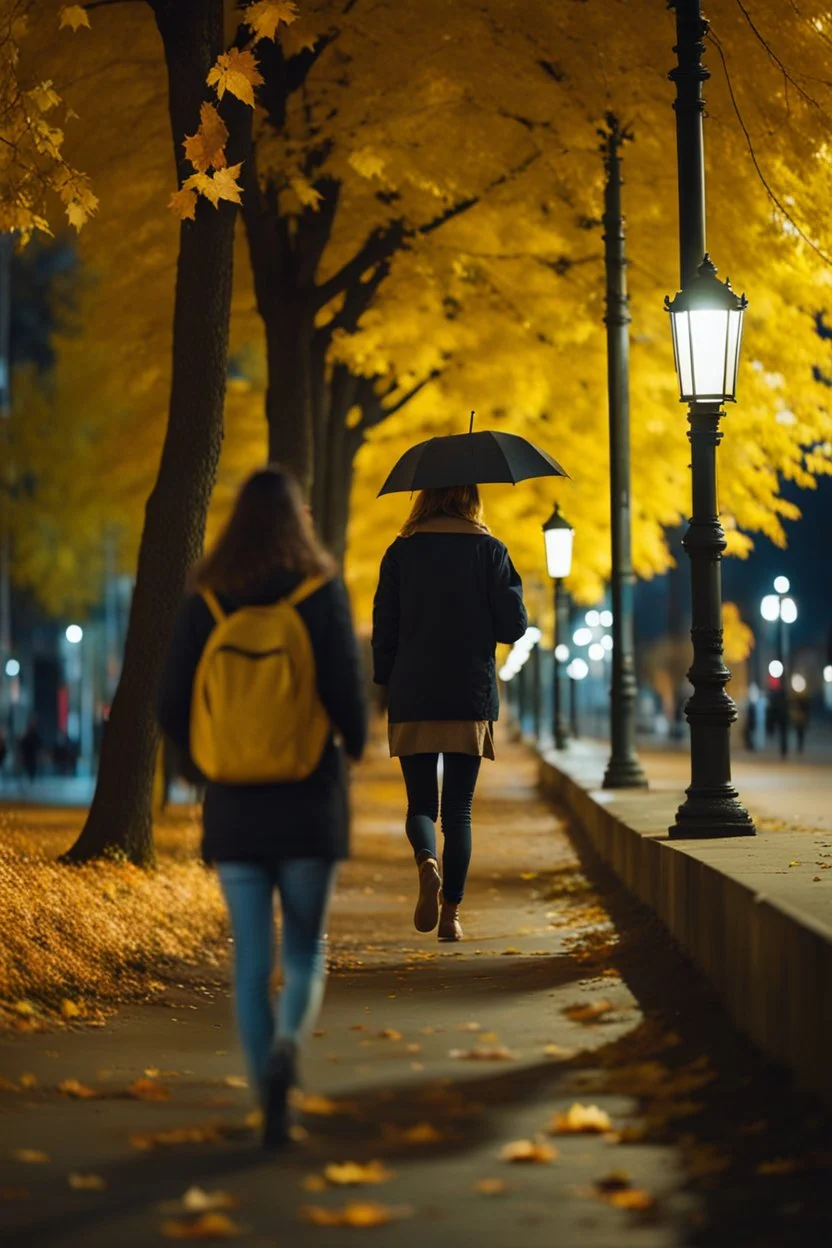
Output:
[190, 576, 331, 784]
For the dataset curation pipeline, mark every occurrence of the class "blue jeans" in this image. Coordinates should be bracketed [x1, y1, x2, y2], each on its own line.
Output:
[216, 859, 337, 1102]
[400, 753, 481, 905]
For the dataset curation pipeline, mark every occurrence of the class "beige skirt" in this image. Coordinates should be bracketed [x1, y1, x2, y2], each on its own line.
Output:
[389, 720, 495, 760]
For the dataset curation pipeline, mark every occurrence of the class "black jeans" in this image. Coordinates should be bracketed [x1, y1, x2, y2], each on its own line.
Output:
[399, 753, 482, 904]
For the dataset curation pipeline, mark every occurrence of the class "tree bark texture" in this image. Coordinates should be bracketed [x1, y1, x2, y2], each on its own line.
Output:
[64, 0, 249, 865]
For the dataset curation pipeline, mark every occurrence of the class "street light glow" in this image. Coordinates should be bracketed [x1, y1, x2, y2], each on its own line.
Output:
[773, 575, 790, 594]
[824, 665, 832, 684]
[4, 659, 20, 678]
[599, 610, 613, 628]
[572, 627, 592, 647]
[760, 594, 780, 622]
[601, 634, 614, 652]
[567, 658, 589, 681]
[791, 673, 807, 693]
[555, 644, 570, 662]
[585, 610, 600, 627]
[588, 642, 605, 661]
[780, 597, 798, 625]
[66, 625, 84, 645]
[769, 659, 784, 679]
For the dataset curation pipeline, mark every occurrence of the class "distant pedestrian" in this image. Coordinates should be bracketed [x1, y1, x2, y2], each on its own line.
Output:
[372, 485, 527, 943]
[790, 693, 810, 754]
[158, 466, 366, 1151]
[743, 697, 758, 751]
[19, 718, 42, 782]
[0, 728, 7, 772]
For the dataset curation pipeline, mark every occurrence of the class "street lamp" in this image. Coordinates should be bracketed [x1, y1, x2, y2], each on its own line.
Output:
[543, 504, 574, 750]
[760, 577, 797, 758]
[666, 0, 754, 838]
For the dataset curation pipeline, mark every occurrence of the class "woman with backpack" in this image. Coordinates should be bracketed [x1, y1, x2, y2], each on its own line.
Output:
[371, 484, 527, 942]
[159, 467, 366, 1150]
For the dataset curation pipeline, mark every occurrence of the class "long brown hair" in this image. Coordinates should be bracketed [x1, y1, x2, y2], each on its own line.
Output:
[400, 484, 489, 538]
[194, 466, 335, 595]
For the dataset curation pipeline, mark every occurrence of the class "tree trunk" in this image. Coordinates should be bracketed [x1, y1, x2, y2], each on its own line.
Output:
[63, 0, 249, 865]
[264, 301, 315, 493]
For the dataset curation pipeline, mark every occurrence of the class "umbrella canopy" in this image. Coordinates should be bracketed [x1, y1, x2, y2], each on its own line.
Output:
[377, 430, 568, 497]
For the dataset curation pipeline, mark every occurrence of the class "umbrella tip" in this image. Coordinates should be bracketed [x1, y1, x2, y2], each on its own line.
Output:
[469, 410, 475, 434]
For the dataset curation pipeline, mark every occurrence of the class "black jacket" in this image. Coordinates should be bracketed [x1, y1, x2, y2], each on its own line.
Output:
[158, 572, 367, 864]
[371, 527, 527, 722]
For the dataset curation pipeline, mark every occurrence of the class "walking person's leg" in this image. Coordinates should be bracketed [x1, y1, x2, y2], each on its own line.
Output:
[215, 862, 276, 1102]
[264, 857, 338, 1148]
[437, 753, 482, 941]
[399, 753, 442, 932]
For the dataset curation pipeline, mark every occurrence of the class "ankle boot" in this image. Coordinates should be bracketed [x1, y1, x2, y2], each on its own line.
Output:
[262, 1038, 297, 1151]
[414, 856, 441, 932]
[437, 895, 463, 942]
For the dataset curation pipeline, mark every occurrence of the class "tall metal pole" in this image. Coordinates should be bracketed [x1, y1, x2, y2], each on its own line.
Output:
[777, 607, 788, 758]
[552, 580, 569, 749]
[600, 115, 648, 790]
[668, 1, 754, 837]
[0, 234, 12, 719]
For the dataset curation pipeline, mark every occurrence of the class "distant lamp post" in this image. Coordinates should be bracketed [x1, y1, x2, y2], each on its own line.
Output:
[66, 624, 84, 645]
[760, 577, 797, 758]
[543, 504, 574, 750]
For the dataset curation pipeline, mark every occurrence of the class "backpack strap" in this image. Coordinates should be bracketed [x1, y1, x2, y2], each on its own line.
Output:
[201, 590, 226, 624]
[287, 573, 331, 608]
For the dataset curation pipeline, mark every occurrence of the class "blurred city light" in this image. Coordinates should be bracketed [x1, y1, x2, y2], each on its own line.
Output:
[599, 609, 613, 628]
[65, 625, 84, 645]
[773, 575, 790, 594]
[760, 594, 780, 622]
[4, 658, 20, 678]
[585, 610, 600, 627]
[769, 659, 784, 678]
[780, 597, 798, 625]
[573, 627, 592, 647]
[555, 644, 570, 662]
[791, 673, 806, 693]
[824, 665, 832, 684]
[567, 658, 589, 680]
[588, 642, 605, 661]
[601, 635, 614, 652]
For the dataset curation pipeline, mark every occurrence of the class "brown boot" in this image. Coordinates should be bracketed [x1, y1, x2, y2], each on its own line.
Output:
[414, 857, 441, 932]
[437, 895, 463, 942]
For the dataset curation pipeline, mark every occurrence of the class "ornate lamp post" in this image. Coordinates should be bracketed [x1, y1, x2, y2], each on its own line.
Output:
[543, 505, 574, 751]
[667, 0, 754, 838]
[760, 577, 798, 758]
[600, 114, 647, 790]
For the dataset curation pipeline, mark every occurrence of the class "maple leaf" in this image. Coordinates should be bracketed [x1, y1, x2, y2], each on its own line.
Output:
[183, 103, 228, 174]
[68, 1172, 106, 1190]
[206, 50, 264, 108]
[291, 1092, 357, 1116]
[348, 148, 387, 181]
[184, 165, 244, 209]
[169, 187, 198, 222]
[607, 1188, 656, 1210]
[289, 175, 324, 210]
[474, 1178, 508, 1196]
[377, 1028, 403, 1041]
[126, 1078, 170, 1101]
[449, 1046, 514, 1061]
[499, 1138, 557, 1164]
[130, 1125, 222, 1151]
[27, 82, 61, 114]
[563, 998, 614, 1023]
[10, 1149, 50, 1164]
[60, 998, 82, 1020]
[244, 0, 299, 41]
[59, 5, 90, 31]
[58, 1078, 98, 1099]
[299, 1202, 413, 1228]
[323, 1161, 395, 1186]
[65, 188, 99, 231]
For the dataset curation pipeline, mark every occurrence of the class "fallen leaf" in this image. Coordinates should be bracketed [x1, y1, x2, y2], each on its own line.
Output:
[501, 947, 522, 955]
[788, 860, 800, 868]
[13, 1001, 35, 1017]
[499, 1139, 557, 1164]
[323, 1161, 395, 1187]
[180, 1188, 240, 1212]
[126, 1078, 170, 1101]
[550, 1103, 613, 1135]
[60, 999, 82, 1020]
[299, 1201, 413, 1227]
[474, 1178, 508, 1195]
[292, 1092, 357, 1116]
[405, 1043, 421, 1054]
[756, 1158, 800, 1175]
[130, 1126, 222, 1152]
[378, 1029, 403, 1041]
[564, 999, 614, 1023]
[19, 1074, 38, 1090]
[68, 1172, 106, 1190]
[385, 1122, 444, 1144]
[456, 1022, 482, 1032]
[10, 1149, 50, 1164]
[449, 1047, 514, 1062]
[479, 1031, 500, 1043]
[57, 1078, 98, 1099]
[162, 1212, 243, 1239]
[607, 1188, 656, 1210]
[543, 1044, 576, 1059]
[222, 1076, 248, 1089]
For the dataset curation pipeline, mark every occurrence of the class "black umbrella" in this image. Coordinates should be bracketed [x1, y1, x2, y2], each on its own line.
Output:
[377, 417, 568, 496]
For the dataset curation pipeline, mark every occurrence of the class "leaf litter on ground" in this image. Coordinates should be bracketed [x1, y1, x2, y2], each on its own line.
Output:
[321, 1161, 395, 1186]
[68, 1172, 106, 1190]
[298, 1201, 413, 1227]
[161, 1212, 245, 1239]
[499, 1138, 558, 1164]
[550, 1103, 614, 1135]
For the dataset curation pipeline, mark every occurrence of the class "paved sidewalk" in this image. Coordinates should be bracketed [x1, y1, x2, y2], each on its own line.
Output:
[1, 737, 831, 1246]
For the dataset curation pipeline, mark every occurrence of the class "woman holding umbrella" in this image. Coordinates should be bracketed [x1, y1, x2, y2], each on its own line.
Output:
[372, 422, 564, 940]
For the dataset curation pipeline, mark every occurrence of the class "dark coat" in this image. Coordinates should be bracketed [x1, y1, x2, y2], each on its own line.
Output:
[371, 526, 527, 722]
[158, 572, 367, 865]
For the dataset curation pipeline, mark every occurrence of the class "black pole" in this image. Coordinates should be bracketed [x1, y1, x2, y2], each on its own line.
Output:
[777, 608, 788, 758]
[530, 631, 542, 742]
[552, 580, 569, 749]
[668, 1, 754, 837]
[599, 115, 648, 790]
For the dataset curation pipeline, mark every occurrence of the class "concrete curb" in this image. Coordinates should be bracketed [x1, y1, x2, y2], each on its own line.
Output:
[538, 750, 832, 1106]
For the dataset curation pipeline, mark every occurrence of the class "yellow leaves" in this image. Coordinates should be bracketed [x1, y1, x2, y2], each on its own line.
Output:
[756, 1158, 800, 1176]
[289, 174, 324, 210]
[384, 1122, 444, 1145]
[321, 1161, 395, 1186]
[58, 5, 90, 31]
[183, 164, 244, 209]
[126, 1078, 170, 1101]
[60, 998, 82, 1020]
[207, 50, 264, 108]
[130, 1125, 223, 1152]
[563, 998, 614, 1023]
[161, 1188, 241, 1214]
[68, 1172, 106, 1190]
[473, 1178, 508, 1196]
[348, 148, 388, 181]
[162, 1213, 243, 1239]
[19, 1074, 38, 1090]
[291, 1092, 357, 1116]
[448, 1046, 514, 1061]
[169, 187, 198, 222]
[26, 81, 61, 114]
[377, 1027, 403, 1041]
[243, 0, 299, 42]
[183, 104, 229, 174]
[499, 1138, 557, 1164]
[57, 1078, 98, 1099]
[606, 1187, 656, 1211]
[10, 1149, 50, 1164]
[299, 1202, 413, 1228]
[549, 1103, 614, 1135]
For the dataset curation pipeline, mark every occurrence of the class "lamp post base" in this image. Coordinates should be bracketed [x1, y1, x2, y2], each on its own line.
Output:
[553, 728, 569, 752]
[602, 756, 648, 789]
[670, 786, 755, 839]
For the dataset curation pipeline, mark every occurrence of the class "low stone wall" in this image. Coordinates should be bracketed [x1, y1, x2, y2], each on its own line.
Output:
[538, 751, 832, 1107]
